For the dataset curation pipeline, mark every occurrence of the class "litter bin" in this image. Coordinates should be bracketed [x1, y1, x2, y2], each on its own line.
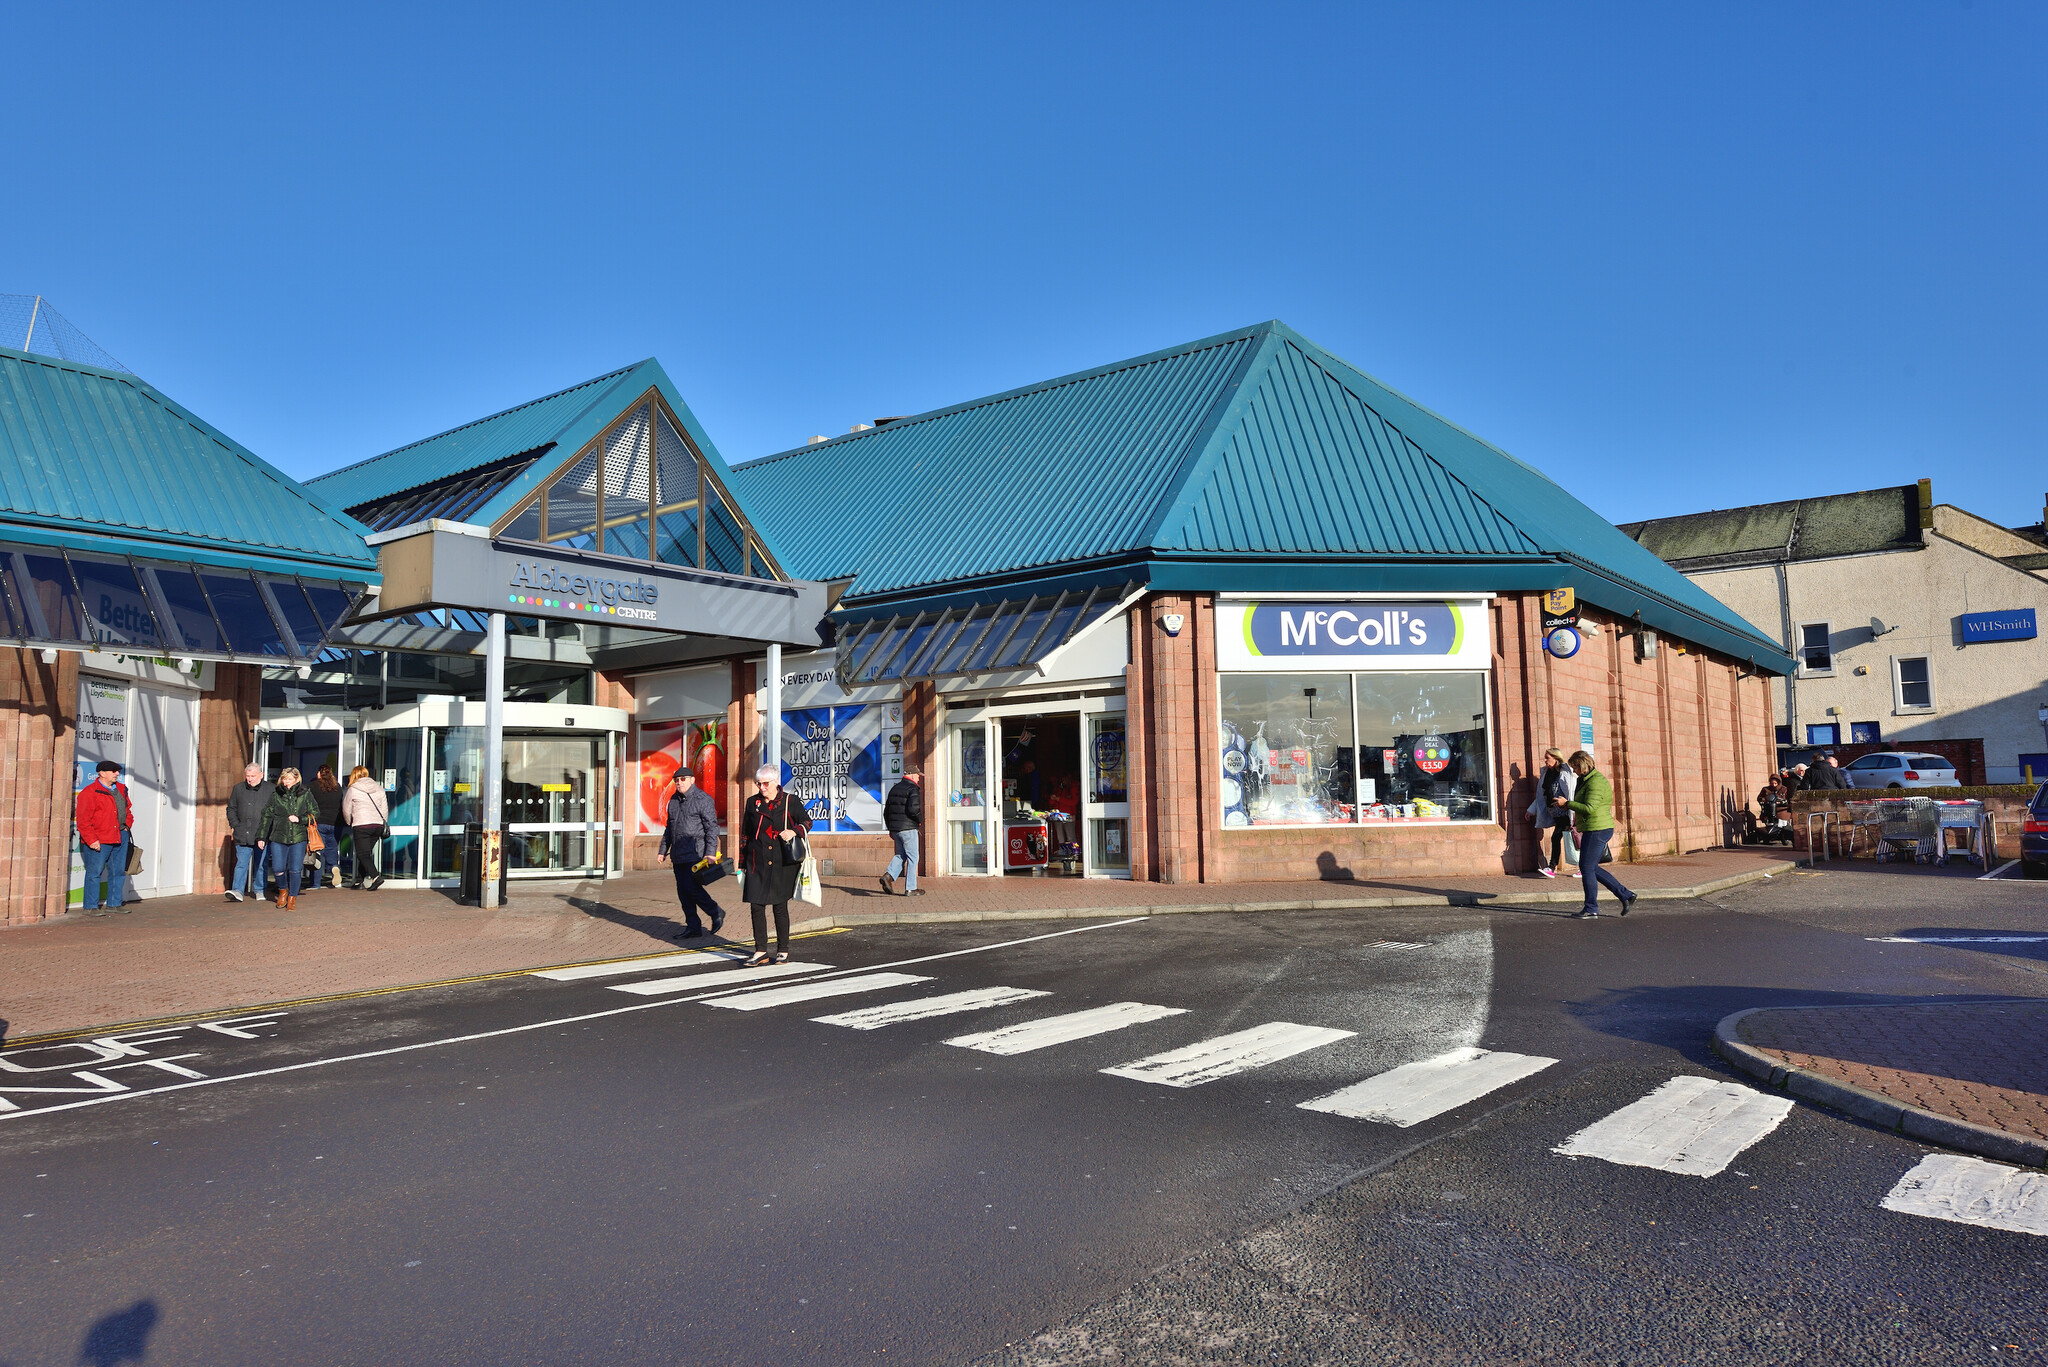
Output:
[460, 822, 509, 906]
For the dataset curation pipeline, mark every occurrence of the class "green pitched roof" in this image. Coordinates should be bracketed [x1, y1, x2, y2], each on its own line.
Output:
[731, 322, 1792, 670]
[0, 345, 375, 576]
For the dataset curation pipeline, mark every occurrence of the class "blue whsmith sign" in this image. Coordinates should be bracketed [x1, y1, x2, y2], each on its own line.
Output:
[1958, 608, 2037, 643]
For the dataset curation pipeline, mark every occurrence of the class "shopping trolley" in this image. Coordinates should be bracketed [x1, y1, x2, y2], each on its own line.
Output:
[1933, 799, 1991, 867]
[1871, 797, 1940, 863]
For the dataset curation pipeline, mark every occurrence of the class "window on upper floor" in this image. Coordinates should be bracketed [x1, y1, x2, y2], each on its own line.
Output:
[1893, 656, 1933, 711]
[1797, 622, 1833, 675]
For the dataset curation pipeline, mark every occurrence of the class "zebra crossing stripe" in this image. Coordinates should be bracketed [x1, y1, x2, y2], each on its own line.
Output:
[703, 972, 933, 1011]
[1103, 1022, 1355, 1088]
[532, 952, 745, 982]
[1299, 1047, 1557, 1126]
[814, 986, 1050, 1030]
[1882, 1154, 2048, 1236]
[608, 962, 831, 996]
[1552, 1075, 1794, 1176]
[947, 1003, 1188, 1056]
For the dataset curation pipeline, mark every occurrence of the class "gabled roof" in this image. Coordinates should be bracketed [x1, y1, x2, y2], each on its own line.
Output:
[0, 345, 376, 576]
[731, 321, 1791, 670]
[1619, 486, 1922, 571]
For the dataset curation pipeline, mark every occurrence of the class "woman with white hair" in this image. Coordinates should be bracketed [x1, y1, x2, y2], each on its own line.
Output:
[738, 763, 811, 966]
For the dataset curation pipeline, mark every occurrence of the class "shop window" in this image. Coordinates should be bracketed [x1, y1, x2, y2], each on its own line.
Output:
[1774, 725, 1792, 747]
[1893, 656, 1933, 711]
[1220, 674, 1355, 826]
[1354, 672, 1493, 823]
[1850, 721, 1882, 745]
[1798, 623, 1833, 675]
[776, 703, 894, 831]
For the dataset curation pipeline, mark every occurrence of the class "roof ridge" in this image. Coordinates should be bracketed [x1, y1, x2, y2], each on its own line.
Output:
[732, 323, 1274, 471]
[308, 359, 646, 483]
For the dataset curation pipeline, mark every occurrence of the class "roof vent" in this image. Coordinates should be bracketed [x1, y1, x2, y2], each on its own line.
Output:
[873, 416, 913, 427]
[808, 435, 829, 445]
[1, 294, 132, 374]
[849, 423, 873, 433]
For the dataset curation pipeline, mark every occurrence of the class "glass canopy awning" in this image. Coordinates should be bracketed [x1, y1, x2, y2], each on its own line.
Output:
[834, 581, 1140, 689]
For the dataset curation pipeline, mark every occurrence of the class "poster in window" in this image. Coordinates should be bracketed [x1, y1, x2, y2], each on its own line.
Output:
[637, 717, 727, 834]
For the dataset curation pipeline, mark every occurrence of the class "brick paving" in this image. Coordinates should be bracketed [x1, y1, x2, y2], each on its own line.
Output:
[0, 847, 1793, 1042]
[1737, 1002, 2048, 1144]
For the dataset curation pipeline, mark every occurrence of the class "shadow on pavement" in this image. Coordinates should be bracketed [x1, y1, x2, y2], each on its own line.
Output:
[80, 1299, 159, 1366]
[561, 894, 696, 946]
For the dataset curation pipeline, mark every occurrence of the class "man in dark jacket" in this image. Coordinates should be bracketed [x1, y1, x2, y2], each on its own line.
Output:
[224, 764, 276, 903]
[1804, 755, 1849, 791]
[658, 766, 725, 938]
[880, 772, 925, 897]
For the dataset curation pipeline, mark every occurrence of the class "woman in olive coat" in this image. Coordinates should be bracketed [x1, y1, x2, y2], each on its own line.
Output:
[738, 764, 811, 965]
[258, 767, 320, 910]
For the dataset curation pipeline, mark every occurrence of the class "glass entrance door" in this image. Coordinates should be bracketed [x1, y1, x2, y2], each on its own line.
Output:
[503, 733, 611, 877]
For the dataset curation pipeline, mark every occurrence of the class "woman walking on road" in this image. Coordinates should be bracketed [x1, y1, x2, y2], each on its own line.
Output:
[1554, 750, 1637, 920]
[258, 767, 320, 910]
[738, 764, 810, 966]
[342, 765, 389, 890]
[310, 765, 344, 891]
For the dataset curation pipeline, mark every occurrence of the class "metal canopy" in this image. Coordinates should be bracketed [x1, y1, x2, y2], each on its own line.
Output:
[836, 581, 1138, 689]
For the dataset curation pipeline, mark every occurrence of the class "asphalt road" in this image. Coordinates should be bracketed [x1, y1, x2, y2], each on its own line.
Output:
[3, 863, 2045, 1366]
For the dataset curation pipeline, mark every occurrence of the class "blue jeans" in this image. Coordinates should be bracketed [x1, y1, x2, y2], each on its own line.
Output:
[80, 837, 128, 909]
[269, 841, 308, 897]
[232, 844, 263, 897]
[887, 829, 919, 893]
[1578, 828, 1634, 912]
[310, 823, 339, 888]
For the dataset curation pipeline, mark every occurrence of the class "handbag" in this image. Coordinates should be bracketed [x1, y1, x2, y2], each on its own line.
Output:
[125, 842, 143, 875]
[306, 821, 325, 854]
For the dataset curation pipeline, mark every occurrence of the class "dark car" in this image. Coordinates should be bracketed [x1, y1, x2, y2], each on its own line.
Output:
[2025, 781, 2048, 878]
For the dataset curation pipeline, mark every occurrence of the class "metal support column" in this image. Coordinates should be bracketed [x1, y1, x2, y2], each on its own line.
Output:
[765, 643, 782, 773]
[482, 612, 506, 908]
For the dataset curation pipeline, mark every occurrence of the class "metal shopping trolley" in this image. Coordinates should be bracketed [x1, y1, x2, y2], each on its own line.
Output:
[1871, 797, 1940, 863]
[1933, 799, 1991, 867]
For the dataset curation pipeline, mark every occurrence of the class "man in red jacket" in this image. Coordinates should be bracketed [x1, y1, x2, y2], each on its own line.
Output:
[75, 759, 134, 914]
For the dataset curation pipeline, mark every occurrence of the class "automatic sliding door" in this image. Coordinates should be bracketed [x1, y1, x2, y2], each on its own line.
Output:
[505, 734, 604, 877]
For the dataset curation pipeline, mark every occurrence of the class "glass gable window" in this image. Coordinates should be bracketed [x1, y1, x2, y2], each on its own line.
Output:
[704, 486, 746, 575]
[543, 450, 601, 551]
[652, 411, 699, 568]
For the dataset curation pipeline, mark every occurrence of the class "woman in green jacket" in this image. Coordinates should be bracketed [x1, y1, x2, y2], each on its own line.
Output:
[1554, 751, 1637, 919]
[258, 767, 320, 909]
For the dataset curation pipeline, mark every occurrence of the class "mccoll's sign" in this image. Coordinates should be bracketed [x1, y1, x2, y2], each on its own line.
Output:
[1215, 599, 1489, 670]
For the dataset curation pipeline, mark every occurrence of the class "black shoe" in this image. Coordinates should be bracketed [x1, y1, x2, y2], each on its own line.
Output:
[711, 910, 726, 935]
[743, 952, 772, 967]
[679, 925, 706, 939]
[1574, 909, 1600, 919]
[369, 875, 385, 890]
[1620, 895, 1637, 916]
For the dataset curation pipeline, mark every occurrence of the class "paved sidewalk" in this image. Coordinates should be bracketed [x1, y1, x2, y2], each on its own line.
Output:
[0, 847, 1794, 1042]
[1716, 1001, 2048, 1167]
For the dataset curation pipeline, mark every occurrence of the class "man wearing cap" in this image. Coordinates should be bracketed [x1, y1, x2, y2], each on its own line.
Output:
[75, 760, 135, 915]
[657, 765, 725, 939]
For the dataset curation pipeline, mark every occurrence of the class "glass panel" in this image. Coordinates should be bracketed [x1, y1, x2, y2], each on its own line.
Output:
[365, 728, 423, 880]
[964, 602, 1028, 672]
[704, 486, 746, 575]
[652, 413, 699, 568]
[70, 556, 160, 651]
[837, 620, 889, 681]
[948, 722, 989, 809]
[1088, 715, 1128, 803]
[200, 573, 289, 655]
[267, 580, 327, 654]
[1353, 671, 1492, 823]
[503, 734, 599, 829]
[875, 619, 939, 681]
[1219, 673, 1356, 827]
[654, 508, 698, 567]
[952, 820, 989, 873]
[602, 407, 652, 545]
[1030, 598, 1087, 659]
[902, 614, 965, 677]
[1899, 658, 1931, 707]
[499, 495, 542, 543]
[429, 726, 487, 829]
[1089, 818, 1129, 871]
[855, 623, 913, 684]
[19, 553, 92, 642]
[302, 583, 356, 634]
[544, 449, 601, 550]
[992, 602, 1055, 670]
[606, 517, 651, 560]
[935, 608, 997, 674]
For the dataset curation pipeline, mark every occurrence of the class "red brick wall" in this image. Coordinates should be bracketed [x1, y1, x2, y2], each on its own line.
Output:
[192, 664, 261, 895]
[0, 648, 79, 925]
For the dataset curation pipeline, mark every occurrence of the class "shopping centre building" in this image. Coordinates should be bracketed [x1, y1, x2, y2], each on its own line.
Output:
[0, 318, 1794, 923]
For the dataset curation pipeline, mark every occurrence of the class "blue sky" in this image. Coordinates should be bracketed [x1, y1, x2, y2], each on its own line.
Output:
[5, 3, 2043, 528]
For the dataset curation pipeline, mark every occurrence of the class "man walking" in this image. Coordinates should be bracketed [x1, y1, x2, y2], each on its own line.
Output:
[657, 766, 725, 939]
[225, 763, 275, 902]
[1553, 750, 1637, 920]
[880, 772, 925, 897]
[75, 760, 134, 914]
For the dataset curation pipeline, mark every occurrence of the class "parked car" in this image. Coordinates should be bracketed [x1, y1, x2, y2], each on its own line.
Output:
[1841, 751, 1960, 789]
[2023, 781, 2048, 879]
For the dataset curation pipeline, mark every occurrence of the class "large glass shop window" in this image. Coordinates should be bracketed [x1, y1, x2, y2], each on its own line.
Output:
[1219, 672, 1492, 826]
[1219, 674, 1356, 826]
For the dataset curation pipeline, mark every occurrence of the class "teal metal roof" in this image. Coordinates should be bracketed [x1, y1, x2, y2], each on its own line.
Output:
[731, 321, 1792, 672]
[0, 345, 376, 577]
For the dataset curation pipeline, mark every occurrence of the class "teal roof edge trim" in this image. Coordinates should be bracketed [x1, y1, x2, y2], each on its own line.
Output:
[0, 516, 378, 581]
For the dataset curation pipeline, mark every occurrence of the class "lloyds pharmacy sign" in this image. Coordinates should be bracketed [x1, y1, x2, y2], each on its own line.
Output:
[1215, 599, 1491, 671]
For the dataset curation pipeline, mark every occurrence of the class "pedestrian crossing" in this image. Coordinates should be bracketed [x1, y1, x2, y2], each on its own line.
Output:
[525, 950, 2048, 1238]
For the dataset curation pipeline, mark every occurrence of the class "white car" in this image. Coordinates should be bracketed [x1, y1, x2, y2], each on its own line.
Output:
[1841, 751, 1960, 789]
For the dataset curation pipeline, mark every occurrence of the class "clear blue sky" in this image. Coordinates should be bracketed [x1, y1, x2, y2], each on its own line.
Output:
[6, 4, 2043, 528]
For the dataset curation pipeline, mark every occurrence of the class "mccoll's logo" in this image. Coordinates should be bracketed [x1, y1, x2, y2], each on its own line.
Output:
[1242, 601, 1463, 656]
[509, 561, 661, 621]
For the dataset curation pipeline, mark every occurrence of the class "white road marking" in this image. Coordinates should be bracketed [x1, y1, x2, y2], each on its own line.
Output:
[1979, 859, 2021, 881]
[1103, 1022, 1355, 1088]
[702, 972, 933, 1011]
[609, 962, 831, 996]
[814, 986, 1050, 1030]
[1866, 935, 2048, 944]
[1552, 1075, 1795, 1176]
[947, 1003, 1188, 1056]
[1366, 941, 1426, 950]
[1881, 1154, 2048, 1236]
[531, 952, 744, 981]
[1299, 1047, 1557, 1126]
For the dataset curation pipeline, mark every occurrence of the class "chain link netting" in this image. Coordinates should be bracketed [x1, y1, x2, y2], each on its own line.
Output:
[0, 295, 132, 374]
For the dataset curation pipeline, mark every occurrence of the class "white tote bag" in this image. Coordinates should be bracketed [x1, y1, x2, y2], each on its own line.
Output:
[796, 853, 823, 907]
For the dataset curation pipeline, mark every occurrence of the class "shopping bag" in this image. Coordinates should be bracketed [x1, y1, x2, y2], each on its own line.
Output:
[796, 854, 823, 908]
[126, 842, 144, 875]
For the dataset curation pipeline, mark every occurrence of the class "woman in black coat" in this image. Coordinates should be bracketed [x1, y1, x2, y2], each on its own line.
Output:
[739, 764, 811, 966]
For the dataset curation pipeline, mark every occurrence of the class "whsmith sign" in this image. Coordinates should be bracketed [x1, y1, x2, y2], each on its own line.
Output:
[1215, 599, 1491, 671]
[365, 525, 825, 647]
[1958, 608, 2037, 644]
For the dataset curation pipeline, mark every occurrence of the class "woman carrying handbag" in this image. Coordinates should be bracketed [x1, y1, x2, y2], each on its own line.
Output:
[738, 764, 811, 966]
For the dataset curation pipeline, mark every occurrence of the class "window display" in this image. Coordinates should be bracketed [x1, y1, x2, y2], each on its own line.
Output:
[1219, 674, 1355, 826]
[1353, 672, 1491, 823]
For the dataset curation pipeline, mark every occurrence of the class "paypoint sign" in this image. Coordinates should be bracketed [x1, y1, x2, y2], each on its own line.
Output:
[1216, 599, 1490, 671]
